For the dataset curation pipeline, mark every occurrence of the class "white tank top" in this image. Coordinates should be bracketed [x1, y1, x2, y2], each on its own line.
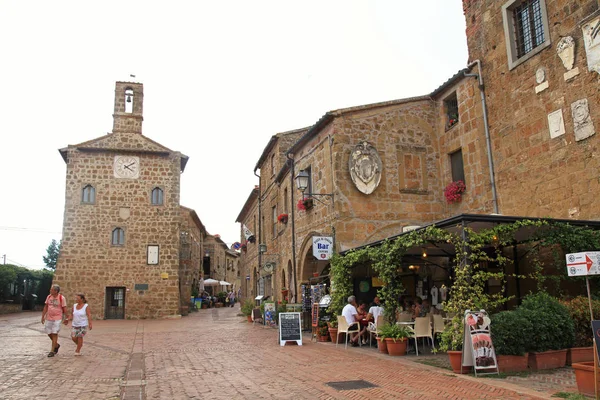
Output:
[72, 303, 89, 327]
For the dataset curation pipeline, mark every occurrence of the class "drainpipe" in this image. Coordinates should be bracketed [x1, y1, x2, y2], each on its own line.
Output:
[253, 170, 262, 298]
[464, 60, 499, 214]
[286, 153, 298, 303]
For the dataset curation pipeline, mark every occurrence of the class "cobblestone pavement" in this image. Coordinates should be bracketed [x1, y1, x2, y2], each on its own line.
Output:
[0, 308, 576, 400]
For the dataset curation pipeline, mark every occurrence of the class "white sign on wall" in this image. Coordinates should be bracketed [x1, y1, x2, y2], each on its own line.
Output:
[312, 236, 333, 260]
[566, 252, 600, 276]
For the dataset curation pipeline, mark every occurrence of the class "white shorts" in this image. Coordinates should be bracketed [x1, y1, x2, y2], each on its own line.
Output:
[44, 320, 62, 334]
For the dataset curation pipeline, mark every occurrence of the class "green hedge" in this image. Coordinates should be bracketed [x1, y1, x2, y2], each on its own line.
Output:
[561, 296, 600, 348]
[518, 292, 575, 352]
[491, 309, 534, 356]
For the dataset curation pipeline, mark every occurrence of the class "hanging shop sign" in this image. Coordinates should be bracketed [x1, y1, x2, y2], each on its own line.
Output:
[566, 252, 600, 276]
[242, 225, 255, 243]
[312, 236, 333, 260]
[462, 309, 499, 376]
[279, 312, 302, 346]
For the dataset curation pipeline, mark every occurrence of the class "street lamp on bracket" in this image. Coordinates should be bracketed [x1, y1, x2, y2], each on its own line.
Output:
[294, 170, 334, 203]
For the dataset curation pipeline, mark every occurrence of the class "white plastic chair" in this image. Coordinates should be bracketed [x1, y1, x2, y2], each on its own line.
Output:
[367, 315, 385, 347]
[432, 314, 445, 340]
[414, 316, 435, 354]
[336, 315, 361, 349]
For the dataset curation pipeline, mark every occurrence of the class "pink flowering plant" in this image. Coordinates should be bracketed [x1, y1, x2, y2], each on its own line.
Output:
[444, 180, 466, 204]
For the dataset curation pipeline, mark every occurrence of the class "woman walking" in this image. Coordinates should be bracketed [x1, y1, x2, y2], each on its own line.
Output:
[66, 293, 92, 356]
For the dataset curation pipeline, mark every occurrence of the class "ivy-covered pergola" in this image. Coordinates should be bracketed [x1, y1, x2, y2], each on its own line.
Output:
[328, 214, 600, 325]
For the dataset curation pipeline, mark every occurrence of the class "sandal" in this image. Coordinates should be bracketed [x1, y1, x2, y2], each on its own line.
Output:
[54, 344, 60, 354]
[47, 352, 55, 357]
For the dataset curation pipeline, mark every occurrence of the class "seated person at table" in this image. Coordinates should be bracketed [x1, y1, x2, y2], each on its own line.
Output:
[412, 297, 423, 320]
[367, 296, 384, 322]
[341, 296, 364, 347]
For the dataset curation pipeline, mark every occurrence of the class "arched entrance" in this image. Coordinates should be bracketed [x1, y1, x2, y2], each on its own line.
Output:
[297, 232, 332, 285]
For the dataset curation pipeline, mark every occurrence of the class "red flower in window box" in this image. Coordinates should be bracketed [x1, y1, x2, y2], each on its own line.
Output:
[444, 180, 466, 204]
[277, 213, 289, 224]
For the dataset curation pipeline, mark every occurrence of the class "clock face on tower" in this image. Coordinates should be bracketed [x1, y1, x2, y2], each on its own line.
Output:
[114, 155, 140, 179]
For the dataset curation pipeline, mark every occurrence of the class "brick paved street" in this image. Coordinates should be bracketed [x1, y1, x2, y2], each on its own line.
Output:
[0, 308, 577, 400]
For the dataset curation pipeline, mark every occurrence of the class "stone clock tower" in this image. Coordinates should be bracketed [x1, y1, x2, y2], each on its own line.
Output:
[54, 81, 189, 319]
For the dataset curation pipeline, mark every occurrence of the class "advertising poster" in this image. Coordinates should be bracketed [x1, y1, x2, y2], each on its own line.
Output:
[264, 302, 277, 328]
[462, 310, 498, 375]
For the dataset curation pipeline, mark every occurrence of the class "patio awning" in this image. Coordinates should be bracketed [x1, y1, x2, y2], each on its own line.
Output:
[341, 213, 600, 257]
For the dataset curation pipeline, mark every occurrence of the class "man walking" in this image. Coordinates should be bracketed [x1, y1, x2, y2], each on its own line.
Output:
[41, 284, 67, 357]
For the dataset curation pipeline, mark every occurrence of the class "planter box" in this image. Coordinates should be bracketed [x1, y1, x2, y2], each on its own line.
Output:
[567, 347, 594, 365]
[528, 349, 567, 371]
[497, 354, 529, 373]
[328, 328, 338, 344]
[572, 361, 600, 397]
[376, 337, 388, 354]
[385, 338, 407, 356]
[448, 351, 472, 374]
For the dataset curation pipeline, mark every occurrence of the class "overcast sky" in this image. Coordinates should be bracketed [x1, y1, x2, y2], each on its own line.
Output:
[0, 1, 468, 269]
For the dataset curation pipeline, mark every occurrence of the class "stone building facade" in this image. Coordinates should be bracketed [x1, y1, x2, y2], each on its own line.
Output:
[238, 0, 599, 303]
[54, 82, 199, 319]
[202, 234, 240, 293]
[462, 0, 600, 219]
[179, 206, 207, 310]
[236, 186, 259, 299]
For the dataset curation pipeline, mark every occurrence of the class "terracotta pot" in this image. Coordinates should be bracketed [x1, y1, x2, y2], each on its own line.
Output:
[317, 335, 329, 342]
[528, 349, 567, 371]
[247, 315, 253, 323]
[281, 290, 289, 297]
[328, 328, 338, 344]
[567, 347, 594, 365]
[385, 338, 407, 356]
[376, 337, 388, 354]
[447, 351, 472, 374]
[313, 272, 319, 277]
[497, 354, 529, 373]
[572, 361, 600, 397]
[201, 304, 208, 309]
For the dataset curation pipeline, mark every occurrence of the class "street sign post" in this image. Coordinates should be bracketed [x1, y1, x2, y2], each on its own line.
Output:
[566, 251, 600, 399]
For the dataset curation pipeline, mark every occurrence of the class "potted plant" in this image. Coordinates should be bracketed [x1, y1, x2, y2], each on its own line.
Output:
[327, 319, 338, 344]
[562, 296, 600, 364]
[447, 114, 459, 129]
[317, 321, 330, 342]
[281, 287, 289, 298]
[443, 180, 466, 204]
[519, 292, 574, 370]
[297, 198, 313, 211]
[440, 316, 471, 374]
[491, 309, 533, 372]
[277, 213, 289, 224]
[241, 241, 248, 252]
[241, 299, 254, 322]
[572, 361, 600, 397]
[379, 324, 411, 356]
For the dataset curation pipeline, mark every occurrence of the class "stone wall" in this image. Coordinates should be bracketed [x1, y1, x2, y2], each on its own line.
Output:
[463, 0, 600, 219]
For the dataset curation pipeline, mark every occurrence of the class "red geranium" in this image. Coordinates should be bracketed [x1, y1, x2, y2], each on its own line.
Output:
[277, 213, 289, 223]
[444, 180, 466, 204]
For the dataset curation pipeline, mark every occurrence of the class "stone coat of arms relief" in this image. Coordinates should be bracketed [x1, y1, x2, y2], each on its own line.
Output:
[349, 141, 382, 195]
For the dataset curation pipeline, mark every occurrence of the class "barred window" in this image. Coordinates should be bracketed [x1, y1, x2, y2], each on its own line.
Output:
[502, 0, 550, 70]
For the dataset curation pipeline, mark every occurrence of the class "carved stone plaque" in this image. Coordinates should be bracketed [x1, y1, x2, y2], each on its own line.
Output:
[571, 99, 595, 141]
[547, 109, 565, 139]
[582, 14, 600, 74]
[557, 36, 575, 70]
[349, 141, 382, 195]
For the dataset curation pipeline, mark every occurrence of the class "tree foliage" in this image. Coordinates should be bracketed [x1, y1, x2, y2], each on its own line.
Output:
[43, 239, 61, 271]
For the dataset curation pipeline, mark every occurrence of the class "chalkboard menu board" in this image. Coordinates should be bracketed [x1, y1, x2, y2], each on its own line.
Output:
[279, 312, 302, 346]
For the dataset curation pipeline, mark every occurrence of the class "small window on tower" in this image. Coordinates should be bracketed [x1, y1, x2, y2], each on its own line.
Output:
[112, 228, 125, 246]
[82, 184, 96, 204]
[151, 187, 164, 205]
[125, 88, 134, 113]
